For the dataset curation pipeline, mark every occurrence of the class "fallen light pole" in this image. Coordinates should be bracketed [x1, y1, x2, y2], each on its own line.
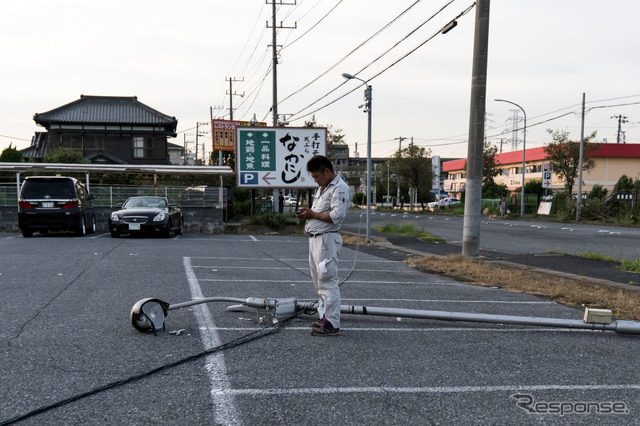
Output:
[130, 296, 640, 336]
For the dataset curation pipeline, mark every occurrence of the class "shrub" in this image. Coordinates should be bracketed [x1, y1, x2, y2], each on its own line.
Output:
[247, 212, 297, 230]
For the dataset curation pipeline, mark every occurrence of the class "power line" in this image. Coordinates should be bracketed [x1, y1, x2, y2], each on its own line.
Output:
[282, 0, 343, 50]
[0, 134, 31, 141]
[287, 2, 475, 122]
[277, 0, 425, 106]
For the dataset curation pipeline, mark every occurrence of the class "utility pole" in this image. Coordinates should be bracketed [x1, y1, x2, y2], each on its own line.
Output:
[266, 0, 296, 212]
[226, 77, 244, 121]
[394, 136, 407, 152]
[612, 114, 628, 143]
[266, 0, 296, 127]
[195, 121, 208, 164]
[462, 0, 490, 258]
[577, 92, 586, 221]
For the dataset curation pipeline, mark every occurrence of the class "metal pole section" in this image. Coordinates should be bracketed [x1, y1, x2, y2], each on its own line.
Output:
[15, 171, 20, 201]
[462, 0, 490, 257]
[143, 296, 640, 336]
[195, 122, 199, 163]
[337, 304, 640, 335]
[365, 84, 372, 243]
[271, 1, 279, 214]
[521, 109, 526, 216]
[168, 297, 246, 311]
[576, 92, 586, 221]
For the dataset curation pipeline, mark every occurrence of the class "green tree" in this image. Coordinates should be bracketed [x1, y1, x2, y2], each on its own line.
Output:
[44, 147, 90, 164]
[482, 144, 500, 187]
[613, 174, 634, 194]
[524, 179, 543, 196]
[392, 143, 433, 207]
[0, 144, 24, 162]
[464, 143, 503, 197]
[588, 184, 607, 199]
[543, 129, 598, 195]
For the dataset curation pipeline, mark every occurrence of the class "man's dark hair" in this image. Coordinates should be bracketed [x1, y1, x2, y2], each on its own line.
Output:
[306, 155, 334, 173]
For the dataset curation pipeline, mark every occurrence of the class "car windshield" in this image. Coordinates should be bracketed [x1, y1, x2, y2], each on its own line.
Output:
[124, 197, 167, 209]
[21, 179, 75, 199]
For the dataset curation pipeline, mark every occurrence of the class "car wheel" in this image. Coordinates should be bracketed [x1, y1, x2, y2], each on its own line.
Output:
[39, 229, 49, 235]
[75, 216, 86, 236]
[110, 230, 120, 238]
[22, 228, 33, 238]
[175, 218, 183, 235]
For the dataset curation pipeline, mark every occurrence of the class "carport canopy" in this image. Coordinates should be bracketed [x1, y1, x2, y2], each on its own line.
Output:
[1, 162, 234, 197]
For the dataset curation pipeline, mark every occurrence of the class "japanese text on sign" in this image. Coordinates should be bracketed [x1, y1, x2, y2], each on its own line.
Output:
[212, 119, 266, 151]
[236, 127, 327, 188]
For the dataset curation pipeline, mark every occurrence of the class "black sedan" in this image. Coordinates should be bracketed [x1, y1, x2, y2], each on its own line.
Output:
[109, 196, 183, 238]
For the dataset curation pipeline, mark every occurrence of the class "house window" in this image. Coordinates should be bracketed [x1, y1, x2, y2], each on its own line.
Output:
[133, 137, 153, 158]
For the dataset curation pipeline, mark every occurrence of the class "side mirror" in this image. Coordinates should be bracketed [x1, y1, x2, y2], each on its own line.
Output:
[116, 203, 123, 209]
[130, 298, 170, 332]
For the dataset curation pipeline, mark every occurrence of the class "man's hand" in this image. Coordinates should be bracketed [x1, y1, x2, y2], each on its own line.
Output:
[297, 207, 333, 224]
[295, 207, 312, 220]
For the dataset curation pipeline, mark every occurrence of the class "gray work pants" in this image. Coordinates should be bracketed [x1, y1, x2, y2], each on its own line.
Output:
[308, 232, 342, 329]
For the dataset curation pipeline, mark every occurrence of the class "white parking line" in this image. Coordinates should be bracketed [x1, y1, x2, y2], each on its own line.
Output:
[183, 257, 239, 425]
[225, 383, 640, 397]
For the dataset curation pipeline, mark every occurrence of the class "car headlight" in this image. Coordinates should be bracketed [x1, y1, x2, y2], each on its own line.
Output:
[110, 211, 120, 221]
[153, 212, 167, 222]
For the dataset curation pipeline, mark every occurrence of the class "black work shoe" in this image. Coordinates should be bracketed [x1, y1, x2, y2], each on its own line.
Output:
[310, 320, 339, 336]
[311, 317, 328, 329]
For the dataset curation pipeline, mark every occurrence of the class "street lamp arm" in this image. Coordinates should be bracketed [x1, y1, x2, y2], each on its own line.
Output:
[494, 98, 526, 120]
[342, 73, 367, 86]
[343, 71, 373, 242]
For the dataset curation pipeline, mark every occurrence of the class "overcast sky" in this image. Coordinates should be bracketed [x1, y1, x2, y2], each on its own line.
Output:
[1, 0, 639, 161]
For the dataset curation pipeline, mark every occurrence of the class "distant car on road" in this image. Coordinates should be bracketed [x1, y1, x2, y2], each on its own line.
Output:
[109, 196, 183, 238]
[427, 197, 461, 209]
[18, 176, 96, 237]
[283, 196, 298, 207]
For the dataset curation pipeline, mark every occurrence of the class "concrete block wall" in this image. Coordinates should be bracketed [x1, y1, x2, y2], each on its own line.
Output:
[0, 207, 224, 234]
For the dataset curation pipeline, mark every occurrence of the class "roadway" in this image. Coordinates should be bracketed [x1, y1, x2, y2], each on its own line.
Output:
[342, 210, 640, 261]
[1, 232, 639, 424]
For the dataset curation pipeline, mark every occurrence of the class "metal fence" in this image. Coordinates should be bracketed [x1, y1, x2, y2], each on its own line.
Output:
[0, 183, 228, 209]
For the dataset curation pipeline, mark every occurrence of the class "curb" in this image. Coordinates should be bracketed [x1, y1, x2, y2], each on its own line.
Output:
[342, 231, 640, 294]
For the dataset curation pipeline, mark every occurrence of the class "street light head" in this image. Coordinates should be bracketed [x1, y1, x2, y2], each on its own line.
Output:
[130, 298, 170, 332]
[441, 20, 457, 34]
[342, 73, 356, 80]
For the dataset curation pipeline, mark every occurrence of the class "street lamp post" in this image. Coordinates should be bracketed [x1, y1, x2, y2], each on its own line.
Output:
[342, 73, 372, 242]
[495, 98, 527, 217]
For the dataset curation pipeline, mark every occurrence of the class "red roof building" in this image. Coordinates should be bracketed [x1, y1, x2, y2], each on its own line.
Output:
[442, 144, 640, 196]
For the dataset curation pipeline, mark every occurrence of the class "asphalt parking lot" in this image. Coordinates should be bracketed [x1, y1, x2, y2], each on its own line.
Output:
[1, 232, 639, 425]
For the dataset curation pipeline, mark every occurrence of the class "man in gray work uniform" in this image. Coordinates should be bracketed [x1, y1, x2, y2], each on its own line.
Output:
[295, 155, 350, 336]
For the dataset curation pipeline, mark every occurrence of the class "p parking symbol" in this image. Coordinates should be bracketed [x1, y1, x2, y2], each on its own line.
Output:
[241, 172, 258, 185]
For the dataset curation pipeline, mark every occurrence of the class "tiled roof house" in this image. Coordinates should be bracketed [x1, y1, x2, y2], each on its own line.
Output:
[22, 95, 178, 164]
